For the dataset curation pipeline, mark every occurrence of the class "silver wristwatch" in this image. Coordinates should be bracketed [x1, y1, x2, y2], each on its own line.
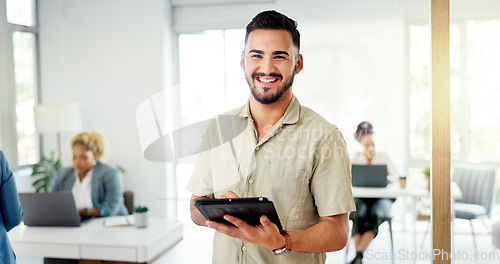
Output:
[272, 246, 290, 255]
[273, 230, 291, 255]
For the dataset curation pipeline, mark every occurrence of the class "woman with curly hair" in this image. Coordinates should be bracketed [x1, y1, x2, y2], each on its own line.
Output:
[52, 131, 128, 218]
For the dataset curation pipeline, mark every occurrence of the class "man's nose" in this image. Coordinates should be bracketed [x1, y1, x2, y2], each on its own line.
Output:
[259, 57, 275, 74]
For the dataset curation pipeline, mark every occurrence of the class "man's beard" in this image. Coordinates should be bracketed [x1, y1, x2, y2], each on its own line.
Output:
[246, 69, 296, 105]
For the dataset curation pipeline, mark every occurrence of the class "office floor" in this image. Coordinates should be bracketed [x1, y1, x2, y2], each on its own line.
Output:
[154, 221, 499, 264]
[16, 220, 499, 264]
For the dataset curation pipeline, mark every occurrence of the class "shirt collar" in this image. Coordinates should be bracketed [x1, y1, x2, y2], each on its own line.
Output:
[237, 94, 300, 125]
[282, 95, 300, 125]
[74, 167, 95, 182]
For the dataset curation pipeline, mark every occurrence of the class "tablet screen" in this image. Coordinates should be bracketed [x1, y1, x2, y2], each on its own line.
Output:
[195, 197, 282, 230]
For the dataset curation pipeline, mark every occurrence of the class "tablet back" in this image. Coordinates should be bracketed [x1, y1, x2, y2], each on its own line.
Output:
[195, 197, 282, 230]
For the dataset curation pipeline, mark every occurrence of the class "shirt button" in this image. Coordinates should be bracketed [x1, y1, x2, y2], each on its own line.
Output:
[242, 246, 247, 251]
[249, 179, 254, 184]
[255, 146, 260, 151]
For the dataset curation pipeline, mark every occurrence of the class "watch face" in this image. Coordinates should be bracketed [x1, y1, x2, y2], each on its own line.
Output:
[273, 247, 289, 255]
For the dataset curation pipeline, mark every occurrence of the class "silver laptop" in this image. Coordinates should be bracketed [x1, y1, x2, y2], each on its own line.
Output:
[351, 165, 388, 188]
[19, 192, 91, 227]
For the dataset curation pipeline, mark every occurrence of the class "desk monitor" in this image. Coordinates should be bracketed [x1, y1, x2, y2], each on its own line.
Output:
[19, 192, 89, 227]
[351, 165, 388, 188]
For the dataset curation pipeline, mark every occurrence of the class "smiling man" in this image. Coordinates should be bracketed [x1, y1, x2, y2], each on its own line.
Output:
[188, 10, 355, 264]
[244, 30, 298, 106]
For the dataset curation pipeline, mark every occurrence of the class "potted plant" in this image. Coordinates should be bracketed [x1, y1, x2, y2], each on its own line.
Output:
[134, 205, 149, 228]
[31, 152, 61, 193]
[422, 166, 431, 191]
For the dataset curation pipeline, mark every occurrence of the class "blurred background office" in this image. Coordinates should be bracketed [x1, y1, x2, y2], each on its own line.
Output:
[1, 0, 500, 263]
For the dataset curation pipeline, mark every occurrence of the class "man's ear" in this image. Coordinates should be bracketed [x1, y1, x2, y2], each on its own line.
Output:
[295, 54, 303, 74]
[240, 51, 245, 70]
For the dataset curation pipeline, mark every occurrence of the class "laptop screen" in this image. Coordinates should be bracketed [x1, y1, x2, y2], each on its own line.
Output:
[351, 165, 388, 188]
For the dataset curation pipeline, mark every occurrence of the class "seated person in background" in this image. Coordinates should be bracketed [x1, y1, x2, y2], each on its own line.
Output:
[52, 131, 128, 218]
[0, 151, 23, 264]
[349, 121, 399, 264]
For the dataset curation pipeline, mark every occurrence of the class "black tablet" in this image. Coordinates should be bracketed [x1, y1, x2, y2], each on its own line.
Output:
[195, 197, 282, 230]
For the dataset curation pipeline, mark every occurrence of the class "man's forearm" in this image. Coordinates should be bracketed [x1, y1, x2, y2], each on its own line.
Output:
[286, 213, 349, 253]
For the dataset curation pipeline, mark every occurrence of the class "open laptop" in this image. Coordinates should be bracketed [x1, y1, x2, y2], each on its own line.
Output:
[19, 192, 91, 227]
[351, 164, 388, 188]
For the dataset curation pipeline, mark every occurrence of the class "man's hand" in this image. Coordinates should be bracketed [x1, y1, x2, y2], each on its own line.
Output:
[207, 191, 285, 250]
[219, 191, 239, 199]
[207, 214, 285, 251]
[190, 191, 240, 227]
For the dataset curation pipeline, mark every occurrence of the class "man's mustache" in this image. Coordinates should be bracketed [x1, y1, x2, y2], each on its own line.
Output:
[251, 72, 283, 79]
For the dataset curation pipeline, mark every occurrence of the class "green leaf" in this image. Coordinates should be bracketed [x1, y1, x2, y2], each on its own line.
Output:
[32, 178, 46, 186]
[134, 205, 149, 213]
[36, 185, 47, 193]
[55, 159, 62, 169]
[31, 154, 61, 193]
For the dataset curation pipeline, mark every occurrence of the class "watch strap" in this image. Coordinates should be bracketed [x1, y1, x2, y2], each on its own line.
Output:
[272, 230, 291, 255]
[281, 230, 292, 250]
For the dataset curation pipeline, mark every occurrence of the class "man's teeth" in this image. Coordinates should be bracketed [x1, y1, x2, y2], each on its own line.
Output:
[259, 78, 277, 83]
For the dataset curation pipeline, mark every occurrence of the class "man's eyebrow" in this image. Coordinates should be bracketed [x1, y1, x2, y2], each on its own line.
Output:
[272, 51, 290, 56]
[247, 50, 290, 56]
[248, 49, 264, 54]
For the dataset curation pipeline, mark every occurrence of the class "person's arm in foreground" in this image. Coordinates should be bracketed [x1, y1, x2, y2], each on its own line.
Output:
[190, 192, 349, 252]
[0, 151, 23, 231]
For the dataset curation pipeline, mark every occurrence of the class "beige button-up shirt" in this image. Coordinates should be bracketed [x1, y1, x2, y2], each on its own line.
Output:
[187, 95, 355, 264]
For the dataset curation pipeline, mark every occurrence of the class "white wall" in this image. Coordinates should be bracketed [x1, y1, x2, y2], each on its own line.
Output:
[171, 0, 410, 174]
[38, 0, 174, 217]
[273, 0, 408, 173]
[35, 0, 500, 216]
[274, 0, 500, 174]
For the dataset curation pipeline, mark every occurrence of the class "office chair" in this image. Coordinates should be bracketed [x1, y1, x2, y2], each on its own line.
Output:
[452, 166, 496, 253]
[493, 221, 500, 249]
[123, 190, 134, 215]
[384, 216, 394, 264]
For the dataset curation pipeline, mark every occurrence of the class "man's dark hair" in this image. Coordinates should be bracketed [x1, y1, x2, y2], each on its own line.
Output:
[245, 10, 300, 52]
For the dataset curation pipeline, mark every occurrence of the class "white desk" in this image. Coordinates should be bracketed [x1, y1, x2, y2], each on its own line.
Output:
[352, 182, 462, 222]
[352, 182, 462, 199]
[8, 217, 183, 263]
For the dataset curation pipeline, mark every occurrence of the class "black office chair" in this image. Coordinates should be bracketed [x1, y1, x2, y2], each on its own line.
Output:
[124, 190, 134, 214]
[452, 166, 496, 253]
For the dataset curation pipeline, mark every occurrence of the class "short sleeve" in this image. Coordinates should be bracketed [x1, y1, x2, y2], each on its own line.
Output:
[187, 141, 215, 198]
[310, 128, 356, 217]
